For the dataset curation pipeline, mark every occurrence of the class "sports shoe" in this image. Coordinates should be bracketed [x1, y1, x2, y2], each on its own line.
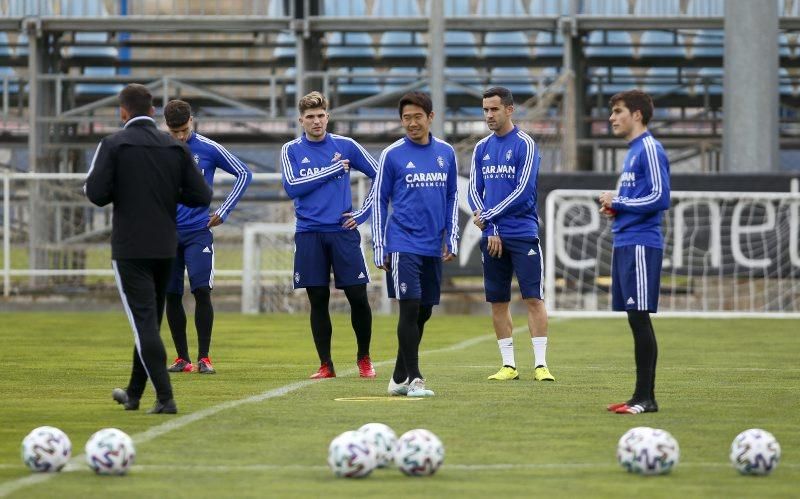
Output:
[167, 358, 193, 373]
[357, 355, 376, 378]
[147, 399, 178, 414]
[614, 400, 659, 414]
[309, 362, 336, 379]
[533, 365, 555, 381]
[112, 388, 139, 411]
[388, 377, 409, 396]
[197, 357, 216, 374]
[607, 401, 630, 412]
[488, 365, 520, 380]
[406, 377, 435, 397]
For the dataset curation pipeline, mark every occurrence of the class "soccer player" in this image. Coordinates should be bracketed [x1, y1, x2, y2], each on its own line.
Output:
[373, 91, 459, 397]
[85, 84, 212, 414]
[281, 91, 378, 379]
[467, 87, 554, 383]
[162, 100, 253, 374]
[600, 89, 670, 415]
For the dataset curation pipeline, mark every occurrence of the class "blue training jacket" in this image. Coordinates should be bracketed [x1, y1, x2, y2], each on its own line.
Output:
[176, 132, 252, 232]
[467, 126, 541, 239]
[372, 134, 459, 266]
[610, 130, 671, 248]
[281, 133, 378, 232]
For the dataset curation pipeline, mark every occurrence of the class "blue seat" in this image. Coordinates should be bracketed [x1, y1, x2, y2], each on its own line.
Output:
[379, 31, 426, 58]
[443, 0, 472, 16]
[588, 67, 635, 96]
[683, 0, 724, 16]
[274, 31, 296, 59]
[476, 0, 527, 16]
[582, 0, 629, 15]
[383, 67, 423, 92]
[643, 67, 684, 96]
[446, 31, 478, 58]
[334, 67, 381, 95]
[327, 32, 374, 59]
[534, 31, 563, 58]
[638, 30, 687, 59]
[634, 0, 681, 15]
[484, 31, 530, 58]
[687, 30, 723, 59]
[490, 67, 535, 96]
[372, 0, 420, 16]
[585, 30, 634, 58]
[695, 67, 723, 95]
[11, 0, 54, 57]
[322, 0, 367, 16]
[529, 0, 570, 15]
[445, 67, 482, 95]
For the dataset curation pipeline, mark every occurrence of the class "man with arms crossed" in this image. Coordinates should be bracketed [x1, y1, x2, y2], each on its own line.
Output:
[163, 99, 253, 374]
[468, 87, 554, 383]
[281, 91, 378, 379]
[373, 91, 459, 397]
[600, 89, 670, 415]
[85, 84, 212, 414]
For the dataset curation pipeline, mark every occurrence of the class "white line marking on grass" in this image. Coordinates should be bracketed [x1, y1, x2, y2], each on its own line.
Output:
[0, 325, 508, 497]
[4, 461, 796, 474]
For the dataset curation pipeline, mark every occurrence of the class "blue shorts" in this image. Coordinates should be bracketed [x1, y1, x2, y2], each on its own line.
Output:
[611, 244, 663, 313]
[481, 237, 544, 303]
[386, 252, 442, 306]
[166, 228, 214, 295]
[293, 230, 370, 289]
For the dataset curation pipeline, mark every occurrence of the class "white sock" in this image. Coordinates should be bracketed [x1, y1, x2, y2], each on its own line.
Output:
[498, 337, 515, 368]
[532, 336, 548, 367]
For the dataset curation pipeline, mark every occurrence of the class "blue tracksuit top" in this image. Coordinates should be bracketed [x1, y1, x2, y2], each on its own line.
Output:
[176, 132, 252, 232]
[468, 126, 541, 239]
[281, 133, 378, 232]
[610, 130, 671, 248]
[372, 134, 460, 266]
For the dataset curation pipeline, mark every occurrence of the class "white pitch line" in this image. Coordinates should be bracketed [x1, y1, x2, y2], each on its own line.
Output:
[0, 325, 509, 497]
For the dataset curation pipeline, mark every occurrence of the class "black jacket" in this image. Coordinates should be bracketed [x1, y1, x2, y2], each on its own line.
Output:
[85, 116, 213, 259]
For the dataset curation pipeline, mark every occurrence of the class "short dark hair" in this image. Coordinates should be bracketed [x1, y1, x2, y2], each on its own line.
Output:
[483, 86, 514, 107]
[164, 99, 192, 128]
[609, 89, 654, 125]
[119, 84, 153, 117]
[398, 91, 433, 117]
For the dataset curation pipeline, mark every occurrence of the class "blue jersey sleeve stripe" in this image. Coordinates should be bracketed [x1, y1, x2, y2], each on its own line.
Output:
[449, 153, 460, 253]
[281, 139, 344, 185]
[371, 139, 403, 253]
[618, 136, 662, 207]
[481, 131, 535, 220]
[196, 135, 252, 216]
[468, 143, 485, 211]
[331, 134, 379, 174]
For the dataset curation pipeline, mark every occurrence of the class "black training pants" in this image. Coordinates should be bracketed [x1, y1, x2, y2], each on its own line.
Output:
[112, 258, 174, 403]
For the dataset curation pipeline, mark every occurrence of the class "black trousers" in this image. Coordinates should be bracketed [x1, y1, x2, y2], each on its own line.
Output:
[112, 258, 174, 403]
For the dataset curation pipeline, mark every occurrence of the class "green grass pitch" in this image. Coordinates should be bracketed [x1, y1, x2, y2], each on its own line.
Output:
[0, 312, 797, 498]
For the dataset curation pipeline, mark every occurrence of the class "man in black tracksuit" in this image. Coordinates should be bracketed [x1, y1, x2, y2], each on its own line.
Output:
[85, 84, 212, 414]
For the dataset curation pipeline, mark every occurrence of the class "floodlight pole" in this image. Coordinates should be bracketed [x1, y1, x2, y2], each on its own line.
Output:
[429, 0, 446, 138]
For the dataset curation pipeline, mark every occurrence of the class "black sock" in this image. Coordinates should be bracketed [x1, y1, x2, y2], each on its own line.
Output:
[417, 304, 433, 343]
[307, 286, 333, 366]
[193, 286, 214, 359]
[397, 299, 422, 381]
[627, 310, 657, 402]
[166, 292, 190, 361]
[343, 284, 372, 359]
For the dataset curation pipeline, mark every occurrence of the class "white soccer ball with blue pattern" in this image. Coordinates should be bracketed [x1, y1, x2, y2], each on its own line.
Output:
[394, 429, 445, 477]
[730, 428, 781, 476]
[21, 426, 72, 472]
[327, 430, 377, 478]
[85, 428, 135, 475]
[617, 427, 679, 475]
[358, 423, 398, 468]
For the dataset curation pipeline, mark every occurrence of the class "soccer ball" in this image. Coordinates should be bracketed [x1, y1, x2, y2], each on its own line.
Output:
[358, 423, 398, 468]
[85, 428, 136, 475]
[730, 428, 781, 476]
[21, 426, 72, 472]
[394, 429, 445, 477]
[327, 430, 377, 478]
[617, 427, 679, 475]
